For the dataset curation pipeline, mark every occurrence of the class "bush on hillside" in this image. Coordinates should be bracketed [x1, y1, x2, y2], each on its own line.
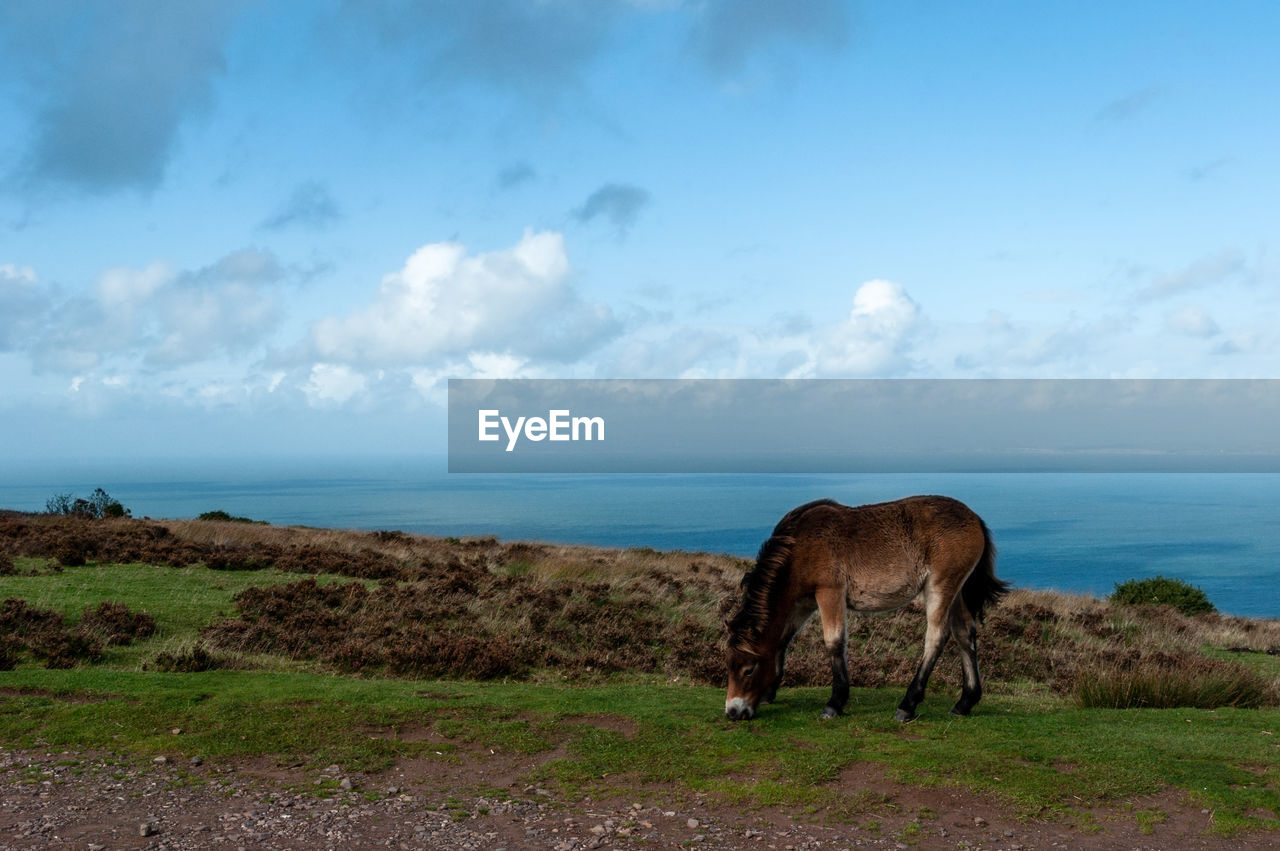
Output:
[198, 510, 265, 524]
[1111, 575, 1216, 616]
[46, 488, 130, 520]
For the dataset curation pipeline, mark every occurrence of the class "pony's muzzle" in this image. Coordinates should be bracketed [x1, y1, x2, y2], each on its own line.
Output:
[725, 697, 754, 721]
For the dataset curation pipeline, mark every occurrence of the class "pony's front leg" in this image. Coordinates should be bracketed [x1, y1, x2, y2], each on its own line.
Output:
[816, 588, 849, 719]
[763, 644, 787, 704]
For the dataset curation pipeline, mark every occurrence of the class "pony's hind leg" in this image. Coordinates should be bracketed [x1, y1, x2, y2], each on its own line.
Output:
[815, 587, 849, 719]
[948, 600, 983, 716]
[948, 602, 983, 716]
[895, 587, 954, 722]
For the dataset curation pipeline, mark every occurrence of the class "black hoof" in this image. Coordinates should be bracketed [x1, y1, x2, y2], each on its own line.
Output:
[949, 704, 973, 717]
[894, 708, 915, 723]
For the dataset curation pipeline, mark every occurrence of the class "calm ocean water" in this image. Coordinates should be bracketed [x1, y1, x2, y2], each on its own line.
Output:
[2, 457, 1277, 619]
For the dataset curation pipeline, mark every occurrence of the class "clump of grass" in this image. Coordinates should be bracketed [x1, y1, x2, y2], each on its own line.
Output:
[1076, 653, 1273, 709]
[149, 642, 230, 673]
[1111, 575, 1216, 616]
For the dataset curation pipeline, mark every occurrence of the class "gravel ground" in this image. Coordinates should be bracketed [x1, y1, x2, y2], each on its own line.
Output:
[2, 746, 1275, 850]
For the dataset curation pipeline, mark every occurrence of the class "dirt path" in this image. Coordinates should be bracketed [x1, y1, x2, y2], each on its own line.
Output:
[1, 745, 1274, 850]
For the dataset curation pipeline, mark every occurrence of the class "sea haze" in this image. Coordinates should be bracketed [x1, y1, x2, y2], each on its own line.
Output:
[2, 457, 1277, 619]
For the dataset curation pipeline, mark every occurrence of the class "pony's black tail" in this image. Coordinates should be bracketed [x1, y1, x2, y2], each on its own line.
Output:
[961, 520, 1009, 622]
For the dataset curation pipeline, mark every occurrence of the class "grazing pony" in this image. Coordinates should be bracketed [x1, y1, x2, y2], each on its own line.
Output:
[725, 496, 1008, 722]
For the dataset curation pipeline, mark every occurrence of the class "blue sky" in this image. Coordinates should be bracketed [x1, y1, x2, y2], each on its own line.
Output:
[1, 1, 1277, 459]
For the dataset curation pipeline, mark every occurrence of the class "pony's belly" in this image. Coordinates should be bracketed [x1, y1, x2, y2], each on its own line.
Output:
[846, 584, 921, 614]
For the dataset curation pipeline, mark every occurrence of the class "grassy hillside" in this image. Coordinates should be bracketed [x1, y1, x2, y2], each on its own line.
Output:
[2, 511, 1279, 836]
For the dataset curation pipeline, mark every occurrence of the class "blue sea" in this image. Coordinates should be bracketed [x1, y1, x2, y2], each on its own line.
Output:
[2, 457, 1278, 619]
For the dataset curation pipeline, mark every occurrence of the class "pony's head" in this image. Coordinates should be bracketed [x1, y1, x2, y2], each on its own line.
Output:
[724, 642, 778, 721]
[723, 533, 794, 721]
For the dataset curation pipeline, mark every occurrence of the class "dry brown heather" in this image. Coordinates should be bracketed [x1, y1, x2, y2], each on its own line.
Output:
[2, 511, 1279, 706]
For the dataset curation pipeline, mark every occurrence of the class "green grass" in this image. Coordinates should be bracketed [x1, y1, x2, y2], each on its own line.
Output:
[1205, 647, 1280, 678]
[1, 668, 1276, 835]
[2, 559, 1279, 837]
[1, 561, 376, 668]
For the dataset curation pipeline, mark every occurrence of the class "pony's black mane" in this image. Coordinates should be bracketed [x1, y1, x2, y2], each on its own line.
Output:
[727, 499, 839, 653]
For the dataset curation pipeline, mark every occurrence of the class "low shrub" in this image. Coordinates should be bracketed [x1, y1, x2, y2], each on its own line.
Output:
[1111, 575, 1216, 616]
[79, 601, 156, 646]
[0, 597, 73, 664]
[40, 632, 104, 669]
[53, 537, 91, 567]
[0, 634, 21, 671]
[198, 510, 265, 524]
[0, 597, 156, 668]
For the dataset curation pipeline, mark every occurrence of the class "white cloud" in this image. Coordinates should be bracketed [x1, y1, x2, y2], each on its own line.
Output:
[30, 248, 285, 373]
[467, 352, 529, 378]
[149, 275, 278, 367]
[1165, 306, 1220, 338]
[304, 363, 367, 407]
[0, 263, 37, 285]
[0, 263, 48, 350]
[594, 279, 924, 379]
[309, 229, 618, 366]
[813, 279, 922, 376]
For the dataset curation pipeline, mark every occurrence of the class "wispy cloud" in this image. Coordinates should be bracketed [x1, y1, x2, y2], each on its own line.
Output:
[573, 183, 652, 236]
[1183, 156, 1234, 182]
[260, 181, 342, 231]
[496, 161, 537, 191]
[1165, 305, 1220, 338]
[1095, 86, 1162, 124]
[687, 0, 852, 79]
[1136, 249, 1251, 302]
[345, 0, 621, 102]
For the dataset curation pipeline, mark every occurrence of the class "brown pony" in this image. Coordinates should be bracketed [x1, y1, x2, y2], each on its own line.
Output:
[725, 496, 1008, 722]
